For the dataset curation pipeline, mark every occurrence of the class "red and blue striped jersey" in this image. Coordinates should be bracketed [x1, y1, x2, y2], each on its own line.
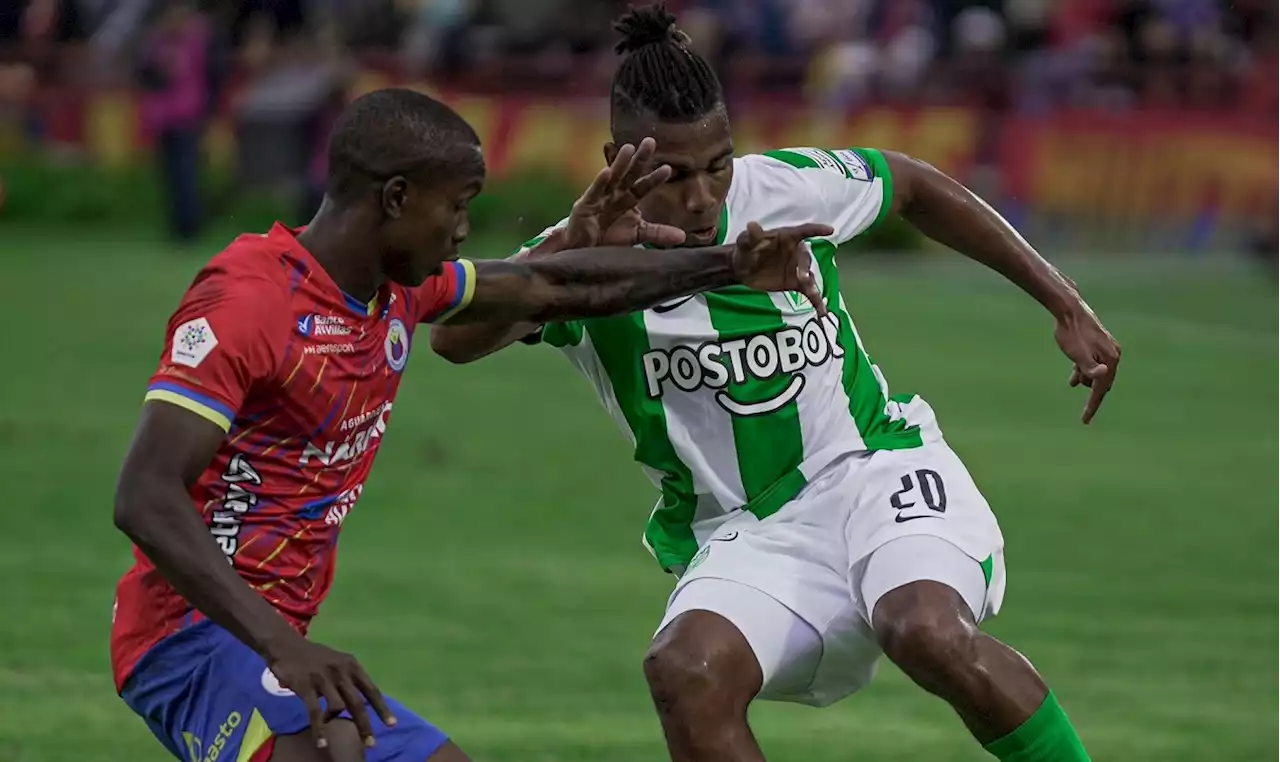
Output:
[111, 223, 474, 691]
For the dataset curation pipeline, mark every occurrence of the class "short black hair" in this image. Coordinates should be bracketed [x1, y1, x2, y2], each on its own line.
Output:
[326, 88, 481, 201]
[610, 4, 724, 129]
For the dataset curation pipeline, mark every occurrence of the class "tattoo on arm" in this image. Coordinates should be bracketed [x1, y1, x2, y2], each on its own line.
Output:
[451, 246, 737, 324]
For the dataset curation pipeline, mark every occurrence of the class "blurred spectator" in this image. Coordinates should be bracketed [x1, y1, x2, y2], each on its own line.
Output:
[136, 0, 211, 241]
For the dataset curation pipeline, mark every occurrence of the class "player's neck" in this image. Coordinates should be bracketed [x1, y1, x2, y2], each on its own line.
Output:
[297, 199, 384, 303]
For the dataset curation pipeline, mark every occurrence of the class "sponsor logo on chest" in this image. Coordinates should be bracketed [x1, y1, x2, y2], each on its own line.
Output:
[297, 314, 353, 337]
[298, 402, 393, 467]
[641, 313, 845, 416]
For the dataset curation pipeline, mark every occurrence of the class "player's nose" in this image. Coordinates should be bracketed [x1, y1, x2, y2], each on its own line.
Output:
[684, 174, 715, 216]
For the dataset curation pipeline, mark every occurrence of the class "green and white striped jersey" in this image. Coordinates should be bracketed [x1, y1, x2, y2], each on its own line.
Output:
[524, 147, 941, 572]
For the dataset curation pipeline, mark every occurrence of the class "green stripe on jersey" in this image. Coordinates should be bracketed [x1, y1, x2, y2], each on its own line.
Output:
[812, 241, 922, 450]
[854, 148, 894, 229]
[763, 148, 822, 170]
[542, 321, 583, 347]
[585, 315, 698, 571]
[704, 290, 806, 508]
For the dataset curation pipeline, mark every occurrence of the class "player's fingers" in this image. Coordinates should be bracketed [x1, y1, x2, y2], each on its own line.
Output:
[607, 143, 637, 190]
[333, 672, 377, 747]
[744, 221, 767, 247]
[315, 671, 347, 722]
[351, 664, 397, 727]
[298, 683, 330, 750]
[797, 268, 828, 316]
[630, 164, 673, 198]
[578, 165, 613, 204]
[620, 137, 657, 189]
[1081, 382, 1109, 425]
[637, 221, 687, 247]
[1068, 367, 1082, 387]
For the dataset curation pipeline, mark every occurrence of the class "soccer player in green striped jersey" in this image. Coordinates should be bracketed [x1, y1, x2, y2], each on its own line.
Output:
[432, 6, 1119, 761]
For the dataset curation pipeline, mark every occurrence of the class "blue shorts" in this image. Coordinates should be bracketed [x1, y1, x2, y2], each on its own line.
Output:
[121, 620, 448, 762]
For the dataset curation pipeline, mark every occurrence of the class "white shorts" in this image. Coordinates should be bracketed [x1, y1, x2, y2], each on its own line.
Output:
[655, 441, 1007, 707]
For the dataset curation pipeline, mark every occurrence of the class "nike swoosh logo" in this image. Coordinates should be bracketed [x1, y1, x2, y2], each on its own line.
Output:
[652, 296, 695, 314]
[894, 514, 942, 524]
[708, 531, 739, 543]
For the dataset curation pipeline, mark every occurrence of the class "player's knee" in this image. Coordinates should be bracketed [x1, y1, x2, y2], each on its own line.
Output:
[644, 613, 743, 707]
[873, 581, 978, 677]
[644, 638, 718, 707]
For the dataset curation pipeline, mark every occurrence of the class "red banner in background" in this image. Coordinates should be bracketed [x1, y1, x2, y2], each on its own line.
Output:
[1001, 112, 1276, 226]
[7, 73, 1276, 228]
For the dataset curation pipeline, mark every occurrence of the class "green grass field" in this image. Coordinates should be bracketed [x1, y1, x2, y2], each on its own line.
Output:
[0, 228, 1275, 762]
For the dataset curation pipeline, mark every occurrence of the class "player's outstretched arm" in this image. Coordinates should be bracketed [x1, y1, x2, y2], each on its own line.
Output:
[115, 403, 396, 750]
[429, 232, 573, 364]
[884, 152, 1122, 423]
[432, 137, 685, 363]
[443, 222, 831, 325]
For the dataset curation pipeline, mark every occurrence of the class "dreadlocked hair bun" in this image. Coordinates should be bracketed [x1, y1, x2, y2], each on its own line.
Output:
[613, 3, 690, 54]
[609, 3, 723, 123]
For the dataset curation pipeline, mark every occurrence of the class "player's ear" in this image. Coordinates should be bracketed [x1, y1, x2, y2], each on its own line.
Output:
[381, 176, 409, 220]
[603, 142, 619, 165]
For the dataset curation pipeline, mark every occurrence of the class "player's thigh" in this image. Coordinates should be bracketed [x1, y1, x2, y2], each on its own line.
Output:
[271, 722, 471, 762]
[658, 510, 853, 706]
[262, 692, 454, 762]
[855, 534, 1007, 628]
[656, 577, 823, 702]
[845, 441, 1006, 618]
[121, 622, 454, 762]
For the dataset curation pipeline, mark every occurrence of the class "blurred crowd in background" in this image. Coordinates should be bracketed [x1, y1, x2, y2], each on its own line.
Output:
[2, 0, 1275, 109]
[0, 0, 1274, 263]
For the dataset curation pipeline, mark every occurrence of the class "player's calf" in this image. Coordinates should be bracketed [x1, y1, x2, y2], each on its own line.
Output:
[871, 578, 1091, 761]
[644, 610, 765, 762]
[873, 580, 1044, 738]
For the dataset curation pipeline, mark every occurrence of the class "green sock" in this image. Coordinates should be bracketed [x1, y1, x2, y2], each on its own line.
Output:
[983, 692, 1091, 762]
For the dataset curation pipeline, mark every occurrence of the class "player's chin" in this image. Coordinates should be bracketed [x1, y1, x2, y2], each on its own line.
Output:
[390, 261, 442, 287]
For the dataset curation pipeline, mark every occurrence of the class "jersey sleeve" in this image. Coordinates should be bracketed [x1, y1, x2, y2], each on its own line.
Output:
[414, 259, 476, 324]
[760, 147, 894, 245]
[144, 270, 289, 432]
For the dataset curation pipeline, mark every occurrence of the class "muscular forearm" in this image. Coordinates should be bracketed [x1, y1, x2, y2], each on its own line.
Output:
[114, 477, 297, 657]
[896, 155, 1084, 319]
[456, 244, 738, 324]
[430, 234, 572, 363]
[520, 244, 736, 322]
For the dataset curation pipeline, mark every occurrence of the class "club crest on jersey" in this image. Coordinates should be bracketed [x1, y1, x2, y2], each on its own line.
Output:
[641, 314, 845, 417]
[783, 291, 815, 314]
[384, 318, 409, 371]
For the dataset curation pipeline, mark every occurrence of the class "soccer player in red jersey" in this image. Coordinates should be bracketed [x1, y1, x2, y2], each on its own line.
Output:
[110, 87, 831, 762]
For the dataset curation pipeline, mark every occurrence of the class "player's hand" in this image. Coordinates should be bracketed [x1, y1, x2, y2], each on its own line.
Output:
[563, 137, 686, 250]
[266, 637, 396, 751]
[1053, 303, 1121, 424]
[731, 221, 833, 315]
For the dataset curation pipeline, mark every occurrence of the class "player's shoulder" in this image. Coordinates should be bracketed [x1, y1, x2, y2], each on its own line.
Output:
[175, 227, 299, 328]
[202, 229, 297, 291]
